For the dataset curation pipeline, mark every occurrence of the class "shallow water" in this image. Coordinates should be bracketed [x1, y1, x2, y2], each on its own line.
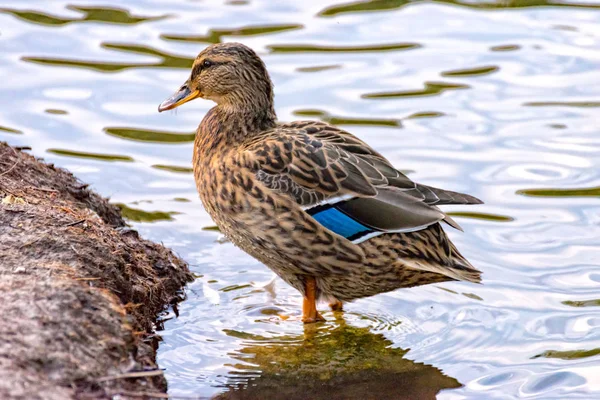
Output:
[1, 0, 600, 398]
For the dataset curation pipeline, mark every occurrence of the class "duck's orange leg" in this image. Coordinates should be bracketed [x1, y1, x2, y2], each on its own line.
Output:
[302, 277, 325, 323]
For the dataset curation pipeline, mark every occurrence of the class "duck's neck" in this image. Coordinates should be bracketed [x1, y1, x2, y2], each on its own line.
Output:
[195, 103, 277, 162]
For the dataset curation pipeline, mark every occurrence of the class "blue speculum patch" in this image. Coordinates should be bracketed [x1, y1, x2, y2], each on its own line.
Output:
[309, 206, 373, 241]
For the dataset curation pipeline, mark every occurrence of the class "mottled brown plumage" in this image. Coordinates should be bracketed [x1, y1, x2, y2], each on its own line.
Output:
[159, 42, 482, 323]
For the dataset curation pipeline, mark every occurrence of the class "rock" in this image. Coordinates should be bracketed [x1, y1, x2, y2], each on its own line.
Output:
[0, 143, 194, 400]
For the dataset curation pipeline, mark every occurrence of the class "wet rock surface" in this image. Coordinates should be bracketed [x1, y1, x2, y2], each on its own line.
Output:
[0, 143, 193, 399]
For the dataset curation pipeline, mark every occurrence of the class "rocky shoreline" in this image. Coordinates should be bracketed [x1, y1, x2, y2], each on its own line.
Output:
[0, 142, 193, 399]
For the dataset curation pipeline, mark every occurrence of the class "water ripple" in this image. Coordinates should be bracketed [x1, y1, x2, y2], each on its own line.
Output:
[0, 5, 167, 26]
[1, 0, 600, 399]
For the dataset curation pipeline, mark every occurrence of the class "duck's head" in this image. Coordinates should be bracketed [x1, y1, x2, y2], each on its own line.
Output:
[158, 42, 274, 113]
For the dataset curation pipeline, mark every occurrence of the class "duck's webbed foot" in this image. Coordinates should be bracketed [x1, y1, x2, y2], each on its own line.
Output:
[329, 299, 344, 312]
[302, 276, 325, 323]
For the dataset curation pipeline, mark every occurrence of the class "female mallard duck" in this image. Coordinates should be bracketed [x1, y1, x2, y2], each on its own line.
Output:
[159, 42, 482, 323]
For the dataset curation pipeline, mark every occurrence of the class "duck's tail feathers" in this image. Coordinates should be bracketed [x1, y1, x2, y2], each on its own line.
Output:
[445, 240, 482, 283]
[398, 224, 481, 284]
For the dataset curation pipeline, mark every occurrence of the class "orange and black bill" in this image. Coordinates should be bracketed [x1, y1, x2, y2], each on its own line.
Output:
[158, 84, 200, 112]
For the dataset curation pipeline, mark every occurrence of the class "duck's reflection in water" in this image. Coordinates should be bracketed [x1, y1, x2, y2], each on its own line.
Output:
[214, 314, 460, 400]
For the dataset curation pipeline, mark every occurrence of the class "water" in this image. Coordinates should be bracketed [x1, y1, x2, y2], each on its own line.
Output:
[1, 0, 599, 398]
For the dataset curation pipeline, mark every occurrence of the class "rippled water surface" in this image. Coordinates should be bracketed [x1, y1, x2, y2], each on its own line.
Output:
[2, 0, 600, 398]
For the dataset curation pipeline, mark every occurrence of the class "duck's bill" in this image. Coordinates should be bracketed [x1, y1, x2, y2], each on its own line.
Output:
[158, 86, 200, 112]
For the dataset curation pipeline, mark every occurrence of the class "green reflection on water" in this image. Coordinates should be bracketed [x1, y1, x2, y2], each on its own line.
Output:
[152, 164, 194, 174]
[533, 348, 600, 360]
[161, 24, 303, 43]
[0, 125, 22, 134]
[23, 56, 135, 72]
[222, 329, 285, 342]
[553, 24, 578, 32]
[23, 42, 194, 72]
[104, 127, 195, 144]
[47, 148, 134, 162]
[115, 203, 179, 223]
[219, 284, 252, 293]
[562, 299, 600, 307]
[296, 65, 342, 73]
[45, 109, 68, 115]
[293, 110, 326, 117]
[269, 42, 421, 53]
[405, 111, 446, 119]
[524, 101, 600, 108]
[490, 44, 521, 52]
[517, 187, 600, 197]
[216, 320, 460, 399]
[448, 211, 514, 222]
[103, 43, 193, 68]
[293, 109, 400, 127]
[363, 81, 469, 99]
[0, 5, 166, 26]
[462, 292, 483, 301]
[548, 123, 567, 129]
[318, 0, 600, 17]
[441, 65, 499, 77]
[438, 287, 458, 294]
[319, 0, 411, 16]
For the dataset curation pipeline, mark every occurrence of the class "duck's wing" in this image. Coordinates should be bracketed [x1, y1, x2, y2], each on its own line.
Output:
[243, 121, 482, 243]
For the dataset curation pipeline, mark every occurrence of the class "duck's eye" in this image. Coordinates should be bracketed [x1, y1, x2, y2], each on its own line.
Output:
[202, 60, 213, 68]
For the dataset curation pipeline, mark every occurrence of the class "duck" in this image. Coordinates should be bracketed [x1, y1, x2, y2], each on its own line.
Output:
[158, 42, 482, 323]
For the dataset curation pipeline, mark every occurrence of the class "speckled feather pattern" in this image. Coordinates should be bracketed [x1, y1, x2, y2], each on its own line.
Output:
[167, 42, 481, 304]
[194, 109, 481, 302]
